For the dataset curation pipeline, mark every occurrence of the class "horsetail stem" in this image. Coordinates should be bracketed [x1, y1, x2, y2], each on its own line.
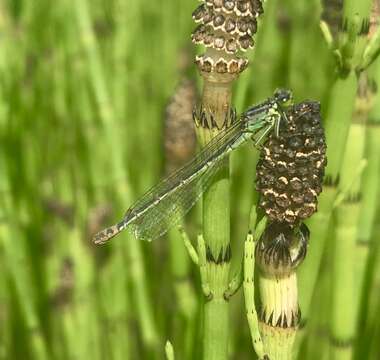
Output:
[254, 101, 327, 359]
[164, 79, 197, 305]
[191, 1, 264, 358]
[164, 79, 198, 358]
[295, 2, 374, 355]
[330, 7, 379, 356]
[355, 2, 380, 329]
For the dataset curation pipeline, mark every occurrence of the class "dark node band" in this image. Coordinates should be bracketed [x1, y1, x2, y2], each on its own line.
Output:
[206, 244, 232, 264]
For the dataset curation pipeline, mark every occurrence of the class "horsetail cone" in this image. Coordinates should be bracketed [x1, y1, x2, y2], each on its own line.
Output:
[192, 0, 263, 76]
[164, 79, 197, 174]
[256, 101, 327, 225]
[191, 0, 264, 142]
[255, 222, 310, 277]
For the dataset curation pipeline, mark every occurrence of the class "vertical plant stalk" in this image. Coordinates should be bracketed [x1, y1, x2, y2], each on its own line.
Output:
[164, 79, 198, 358]
[259, 276, 298, 358]
[243, 211, 268, 359]
[361, 217, 380, 359]
[296, 1, 374, 354]
[329, 1, 379, 356]
[200, 74, 233, 360]
[191, 1, 264, 358]
[255, 224, 307, 360]
[356, 59, 380, 359]
[230, 0, 279, 263]
[331, 74, 375, 360]
[255, 101, 327, 359]
[355, 1, 380, 330]
[165, 80, 197, 310]
[1, 126, 50, 358]
[287, 0, 328, 97]
[51, 24, 103, 358]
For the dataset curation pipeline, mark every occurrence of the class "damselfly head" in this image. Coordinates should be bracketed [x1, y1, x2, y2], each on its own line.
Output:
[274, 88, 293, 107]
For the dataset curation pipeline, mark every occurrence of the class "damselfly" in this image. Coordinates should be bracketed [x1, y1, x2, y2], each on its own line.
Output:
[93, 89, 293, 244]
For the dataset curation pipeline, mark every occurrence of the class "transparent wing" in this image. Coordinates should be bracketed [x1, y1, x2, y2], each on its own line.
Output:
[128, 156, 227, 241]
[125, 120, 245, 241]
[93, 119, 245, 244]
[93, 112, 274, 244]
[128, 120, 244, 212]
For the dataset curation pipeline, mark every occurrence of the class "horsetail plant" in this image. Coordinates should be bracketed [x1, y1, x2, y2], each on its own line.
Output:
[330, 2, 380, 356]
[91, 3, 330, 359]
[164, 79, 198, 358]
[92, 2, 265, 357]
[329, 73, 375, 359]
[243, 210, 268, 360]
[295, 1, 378, 354]
[357, 58, 380, 359]
[353, 0, 380, 333]
[254, 101, 327, 359]
[191, 1, 263, 358]
[164, 79, 197, 175]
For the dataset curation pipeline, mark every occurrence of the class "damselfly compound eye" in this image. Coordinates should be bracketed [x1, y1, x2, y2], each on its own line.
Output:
[275, 88, 293, 104]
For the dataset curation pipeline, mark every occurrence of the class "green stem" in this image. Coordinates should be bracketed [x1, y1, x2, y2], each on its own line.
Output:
[296, 0, 372, 347]
[330, 203, 359, 359]
[169, 228, 197, 318]
[356, 64, 380, 359]
[128, 236, 159, 349]
[294, 75, 357, 356]
[168, 228, 197, 359]
[202, 148, 231, 360]
[361, 221, 380, 359]
[243, 231, 266, 359]
[298, 186, 337, 311]
[329, 88, 367, 358]
[303, 261, 331, 359]
[356, 125, 380, 250]
[0, 201, 48, 360]
[351, 77, 378, 336]
[197, 74, 234, 360]
[324, 73, 358, 179]
[258, 274, 299, 360]
[203, 298, 230, 359]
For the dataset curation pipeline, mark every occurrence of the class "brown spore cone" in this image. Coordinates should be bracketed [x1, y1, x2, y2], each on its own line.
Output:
[256, 101, 327, 225]
[164, 79, 197, 173]
[191, 0, 264, 75]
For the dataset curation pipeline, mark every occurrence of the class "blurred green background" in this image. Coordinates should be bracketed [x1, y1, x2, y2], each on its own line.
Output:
[0, 0, 379, 359]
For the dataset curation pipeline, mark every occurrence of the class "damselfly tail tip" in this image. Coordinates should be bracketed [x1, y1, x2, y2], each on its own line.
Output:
[92, 225, 120, 245]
